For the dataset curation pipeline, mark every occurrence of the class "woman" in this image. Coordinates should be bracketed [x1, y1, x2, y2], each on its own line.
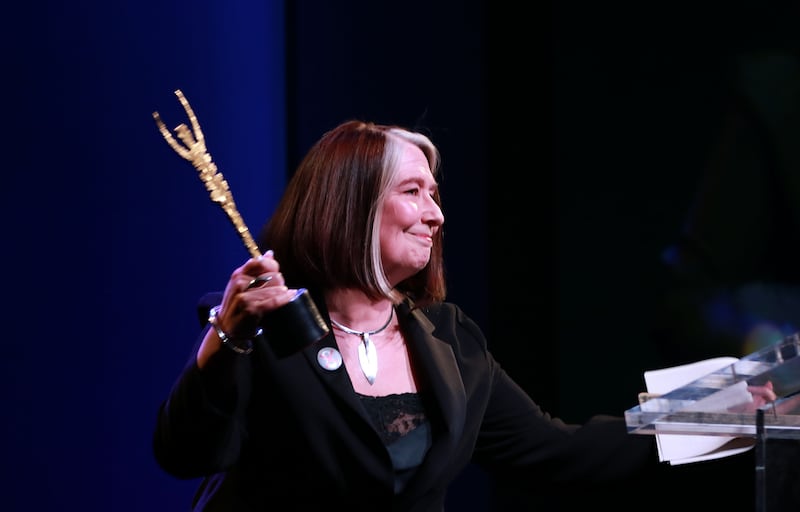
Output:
[153, 120, 658, 511]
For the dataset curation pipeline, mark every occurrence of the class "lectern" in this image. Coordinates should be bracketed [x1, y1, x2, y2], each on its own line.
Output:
[625, 333, 800, 512]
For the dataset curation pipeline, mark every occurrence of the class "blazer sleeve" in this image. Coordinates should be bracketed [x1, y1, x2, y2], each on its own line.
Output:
[473, 363, 656, 483]
[152, 291, 256, 479]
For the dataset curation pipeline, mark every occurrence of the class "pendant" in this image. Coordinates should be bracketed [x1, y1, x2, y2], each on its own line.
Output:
[357, 333, 378, 384]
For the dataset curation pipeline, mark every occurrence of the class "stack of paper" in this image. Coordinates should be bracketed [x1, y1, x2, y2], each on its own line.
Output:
[644, 357, 755, 465]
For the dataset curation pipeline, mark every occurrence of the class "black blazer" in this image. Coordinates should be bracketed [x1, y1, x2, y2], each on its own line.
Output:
[153, 292, 655, 511]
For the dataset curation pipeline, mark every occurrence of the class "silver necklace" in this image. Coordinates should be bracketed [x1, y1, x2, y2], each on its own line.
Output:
[330, 307, 394, 385]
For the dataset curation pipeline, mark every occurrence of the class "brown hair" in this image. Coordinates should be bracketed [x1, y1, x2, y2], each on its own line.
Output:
[258, 120, 446, 306]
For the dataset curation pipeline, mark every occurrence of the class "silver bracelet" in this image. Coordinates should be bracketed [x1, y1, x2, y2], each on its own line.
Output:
[207, 305, 261, 355]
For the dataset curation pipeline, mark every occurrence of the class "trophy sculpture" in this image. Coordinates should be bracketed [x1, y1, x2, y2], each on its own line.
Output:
[153, 90, 329, 352]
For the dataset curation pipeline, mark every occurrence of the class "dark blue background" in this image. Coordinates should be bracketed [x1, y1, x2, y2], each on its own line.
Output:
[5, 2, 287, 510]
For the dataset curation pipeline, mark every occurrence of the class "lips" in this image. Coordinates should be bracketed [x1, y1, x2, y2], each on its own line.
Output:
[408, 232, 433, 245]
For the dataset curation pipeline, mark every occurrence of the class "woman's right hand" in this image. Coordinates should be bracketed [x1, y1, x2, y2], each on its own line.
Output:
[197, 250, 297, 366]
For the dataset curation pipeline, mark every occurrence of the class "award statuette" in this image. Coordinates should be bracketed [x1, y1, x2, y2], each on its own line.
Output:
[153, 90, 329, 351]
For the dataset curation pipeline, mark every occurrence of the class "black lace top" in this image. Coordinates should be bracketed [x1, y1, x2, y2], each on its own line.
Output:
[358, 392, 431, 493]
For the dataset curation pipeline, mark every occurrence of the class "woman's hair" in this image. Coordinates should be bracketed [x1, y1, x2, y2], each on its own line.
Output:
[258, 120, 446, 307]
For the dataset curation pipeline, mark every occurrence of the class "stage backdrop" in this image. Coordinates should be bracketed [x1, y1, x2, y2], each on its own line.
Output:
[4, 2, 287, 510]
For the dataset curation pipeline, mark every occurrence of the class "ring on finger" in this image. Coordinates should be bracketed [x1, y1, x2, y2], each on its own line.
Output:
[246, 275, 273, 290]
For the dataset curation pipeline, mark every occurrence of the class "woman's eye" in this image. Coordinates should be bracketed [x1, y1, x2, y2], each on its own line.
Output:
[405, 188, 419, 195]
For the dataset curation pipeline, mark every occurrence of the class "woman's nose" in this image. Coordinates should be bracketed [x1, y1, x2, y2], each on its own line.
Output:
[423, 198, 444, 225]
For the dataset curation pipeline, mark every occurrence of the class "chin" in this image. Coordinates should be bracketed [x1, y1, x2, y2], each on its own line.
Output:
[409, 262, 429, 274]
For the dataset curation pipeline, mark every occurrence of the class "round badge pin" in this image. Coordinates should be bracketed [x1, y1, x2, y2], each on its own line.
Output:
[317, 347, 343, 371]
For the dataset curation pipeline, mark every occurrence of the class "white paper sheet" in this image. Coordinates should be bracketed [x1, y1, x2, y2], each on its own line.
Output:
[643, 357, 755, 465]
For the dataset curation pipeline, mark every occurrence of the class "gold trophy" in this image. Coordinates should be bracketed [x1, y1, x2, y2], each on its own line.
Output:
[153, 90, 329, 352]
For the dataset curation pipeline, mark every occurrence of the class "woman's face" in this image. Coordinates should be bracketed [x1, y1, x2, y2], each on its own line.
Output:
[379, 141, 444, 285]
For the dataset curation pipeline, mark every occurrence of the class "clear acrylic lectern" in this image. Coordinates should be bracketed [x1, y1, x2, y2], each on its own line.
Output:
[625, 333, 800, 512]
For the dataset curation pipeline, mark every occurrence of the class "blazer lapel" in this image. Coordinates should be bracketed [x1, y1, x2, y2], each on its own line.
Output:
[298, 296, 374, 425]
[397, 302, 467, 495]
[401, 304, 466, 441]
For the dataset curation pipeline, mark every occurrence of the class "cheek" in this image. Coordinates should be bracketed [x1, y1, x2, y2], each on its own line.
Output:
[384, 200, 418, 224]
[380, 200, 420, 246]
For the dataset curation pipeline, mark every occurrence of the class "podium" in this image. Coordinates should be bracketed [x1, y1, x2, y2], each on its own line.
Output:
[625, 333, 800, 511]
